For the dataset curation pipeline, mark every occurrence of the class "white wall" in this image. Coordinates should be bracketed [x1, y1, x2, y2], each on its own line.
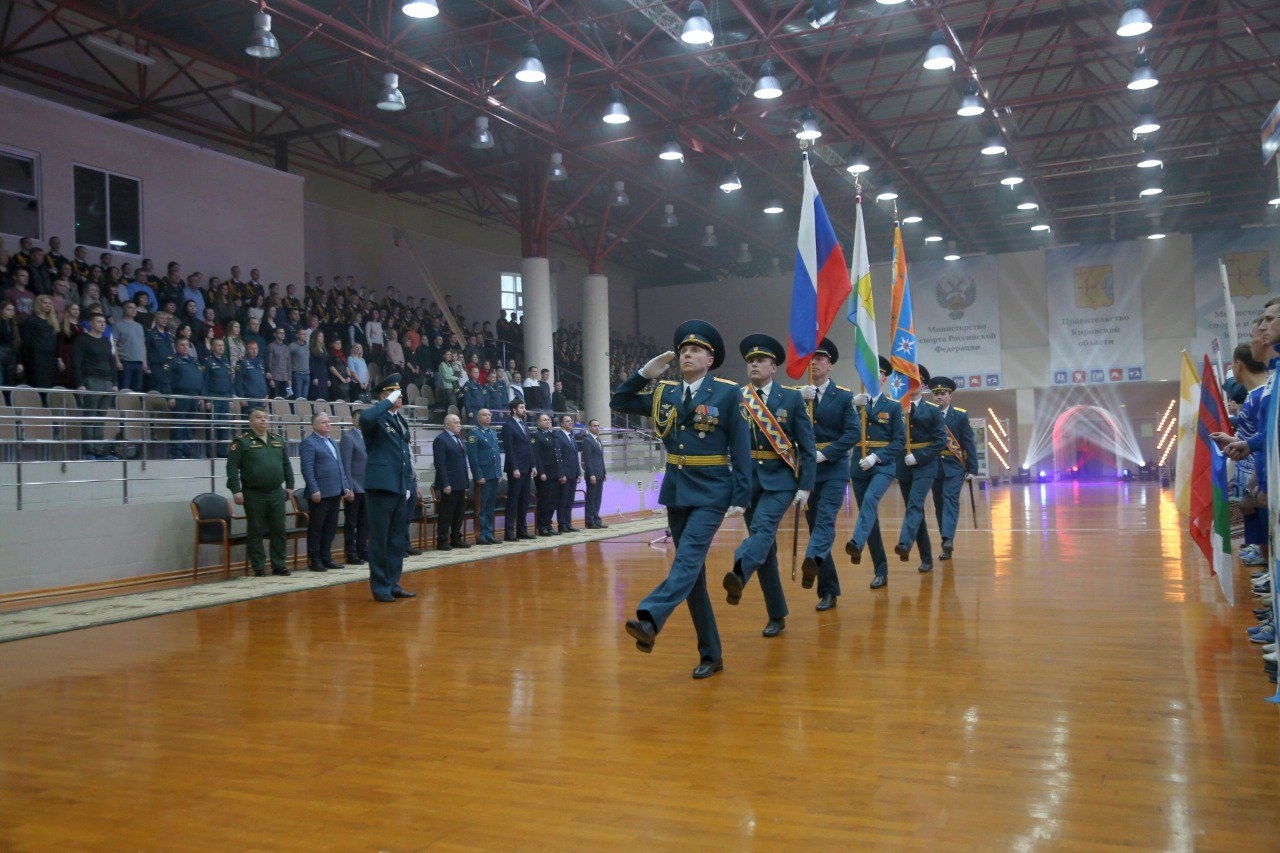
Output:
[0, 85, 304, 283]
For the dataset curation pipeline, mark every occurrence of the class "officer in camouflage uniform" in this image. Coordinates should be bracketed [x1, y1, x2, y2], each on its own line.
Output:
[226, 407, 296, 577]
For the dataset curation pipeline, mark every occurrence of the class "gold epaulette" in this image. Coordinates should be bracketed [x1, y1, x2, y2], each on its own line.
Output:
[954, 406, 967, 413]
[657, 379, 677, 386]
[924, 399, 940, 408]
[835, 385, 852, 392]
[782, 384, 799, 391]
[713, 376, 737, 385]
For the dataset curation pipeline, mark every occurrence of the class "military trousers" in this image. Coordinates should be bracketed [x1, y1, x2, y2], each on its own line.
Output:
[897, 458, 939, 556]
[366, 489, 408, 598]
[244, 486, 288, 571]
[476, 478, 500, 540]
[851, 469, 893, 578]
[637, 504, 725, 666]
[932, 463, 966, 544]
[804, 476, 846, 599]
[732, 484, 791, 621]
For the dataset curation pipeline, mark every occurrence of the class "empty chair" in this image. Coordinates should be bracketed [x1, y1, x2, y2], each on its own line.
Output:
[403, 383, 419, 406]
[10, 386, 42, 409]
[0, 405, 17, 462]
[189, 493, 249, 581]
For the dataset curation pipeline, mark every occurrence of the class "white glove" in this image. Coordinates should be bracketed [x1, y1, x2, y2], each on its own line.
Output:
[724, 505, 745, 517]
[965, 472, 974, 481]
[800, 384, 817, 401]
[904, 452, 917, 467]
[859, 454, 877, 471]
[815, 451, 827, 464]
[640, 351, 676, 380]
[853, 393, 870, 407]
[792, 489, 810, 507]
[387, 388, 402, 404]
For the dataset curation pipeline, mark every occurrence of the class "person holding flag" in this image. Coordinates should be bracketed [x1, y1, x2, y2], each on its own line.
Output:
[895, 364, 946, 572]
[926, 375, 978, 561]
[844, 356, 906, 589]
[722, 334, 815, 638]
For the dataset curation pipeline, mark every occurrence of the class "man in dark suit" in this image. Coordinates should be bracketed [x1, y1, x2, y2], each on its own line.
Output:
[340, 407, 369, 565]
[551, 380, 569, 414]
[359, 373, 418, 602]
[501, 398, 537, 541]
[433, 413, 471, 550]
[300, 411, 353, 571]
[532, 412, 561, 535]
[554, 414, 581, 532]
[580, 418, 607, 529]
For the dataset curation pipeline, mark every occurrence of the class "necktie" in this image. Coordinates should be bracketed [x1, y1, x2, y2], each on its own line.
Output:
[816, 387, 823, 405]
[684, 386, 692, 408]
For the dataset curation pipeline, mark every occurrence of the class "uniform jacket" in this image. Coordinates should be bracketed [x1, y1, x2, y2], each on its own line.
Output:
[555, 429, 581, 479]
[225, 430, 294, 493]
[610, 370, 751, 509]
[167, 353, 206, 397]
[203, 355, 234, 396]
[339, 427, 367, 493]
[300, 431, 351, 499]
[742, 382, 815, 493]
[359, 396, 416, 494]
[930, 402, 979, 475]
[466, 425, 502, 482]
[533, 428, 561, 479]
[462, 382, 487, 419]
[808, 380, 858, 483]
[432, 429, 471, 493]
[852, 395, 906, 474]
[234, 356, 269, 399]
[896, 398, 947, 474]
[501, 417, 534, 476]
[581, 431, 606, 481]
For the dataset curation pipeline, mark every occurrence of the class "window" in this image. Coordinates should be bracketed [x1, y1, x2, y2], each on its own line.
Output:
[73, 165, 141, 254]
[0, 147, 40, 240]
[500, 272, 523, 320]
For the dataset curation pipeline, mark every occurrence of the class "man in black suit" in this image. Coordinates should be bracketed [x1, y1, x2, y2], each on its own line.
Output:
[501, 398, 537, 541]
[554, 415, 581, 532]
[551, 380, 569, 414]
[432, 413, 471, 550]
[532, 412, 561, 535]
[581, 418, 607, 529]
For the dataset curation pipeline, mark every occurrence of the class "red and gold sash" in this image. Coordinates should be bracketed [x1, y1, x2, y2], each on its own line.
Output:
[742, 386, 797, 474]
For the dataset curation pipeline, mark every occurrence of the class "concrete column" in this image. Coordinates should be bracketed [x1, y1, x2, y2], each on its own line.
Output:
[582, 273, 611, 428]
[521, 256, 553, 389]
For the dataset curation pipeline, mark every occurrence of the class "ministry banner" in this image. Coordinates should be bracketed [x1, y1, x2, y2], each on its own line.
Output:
[1192, 226, 1279, 357]
[1047, 241, 1146, 386]
[910, 256, 1003, 390]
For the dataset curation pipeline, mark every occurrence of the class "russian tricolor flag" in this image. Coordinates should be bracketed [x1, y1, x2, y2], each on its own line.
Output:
[787, 155, 852, 379]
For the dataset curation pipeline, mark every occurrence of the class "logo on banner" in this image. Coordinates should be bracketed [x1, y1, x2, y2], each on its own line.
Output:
[1074, 264, 1115, 310]
[968, 375, 982, 388]
[1223, 251, 1270, 297]
[935, 277, 978, 321]
[952, 375, 965, 387]
[1072, 370, 1087, 384]
[986, 374, 1000, 387]
[1054, 371, 1069, 385]
[1109, 368, 1123, 382]
[1128, 367, 1144, 380]
[1090, 369, 1105, 383]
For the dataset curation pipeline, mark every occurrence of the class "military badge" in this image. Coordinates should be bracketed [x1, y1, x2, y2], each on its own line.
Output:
[877, 411, 890, 423]
[467, 435, 475, 443]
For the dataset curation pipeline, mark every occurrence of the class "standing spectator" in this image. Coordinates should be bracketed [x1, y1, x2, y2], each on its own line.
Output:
[554, 414, 581, 532]
[308, 330, 329, 400]
[225, 408, 295, 577]
[27, 249, 52, 296]
[5, 269, 35, 319]
[581, 418, 607, 529]
[114, 302, 146, 392]
[347, 342, 370, 400]
[432, 413, 471, 551]
[203, 337, 234, 457]
[165, 336, 207, 459]
[72, 311, 117, 459]
[438, 348, 460, 401]
[288, 328, 310, 400]
[461, 366, 486, 423]
[0, 301, 21, 386]
[300, 411, 353, 571]
[466, 408, 502, 545]
[360, 374, 416, 602]
[341, 407, 369, 565]
[224, 318, 245, 368]
[551, 380, 569, 414]
[364, 309, 385, 366]
[242, 316, 265, 353]
[55, 303, 82, 385]
[501, 398, 536, 542]
[539, 369, 553, 409]
[126, 268, 157, 307]
[532, 412, 561, 536]
[145, 311, 174, 391]
[234, 339, 269, 407]
[328, 341, 352, 402]
[522, 365, 543, 409]
[266, 326, 291, 398]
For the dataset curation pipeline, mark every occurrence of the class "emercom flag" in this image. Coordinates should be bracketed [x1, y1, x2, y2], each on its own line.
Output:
[1190, 354, 1233, 604]
[846, 195, 880, 397]
[1173, 350, 1199, 516]
[885, 225, 920, 404]
[787, 154, 852, 379]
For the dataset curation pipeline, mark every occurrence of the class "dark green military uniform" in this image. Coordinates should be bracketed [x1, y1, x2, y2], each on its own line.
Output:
[225, 428, 295, 575]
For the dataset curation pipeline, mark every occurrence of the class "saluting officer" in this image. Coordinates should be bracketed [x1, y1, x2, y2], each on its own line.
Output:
[894, 364, 946, 573]
[927, 376, 979, 560]
[844, 356, 907, 589]
[167, 337, 206, 459]
[360, 373, 418, 602]
[797, 338, 858, 611]
[466, 408, 503, 545]
[611, 320, 751, 680]
[203, 337, 235, 457]
[722, 334, 815, 639]
[234, 339, 270, 408]
[225, 407, 296, 577]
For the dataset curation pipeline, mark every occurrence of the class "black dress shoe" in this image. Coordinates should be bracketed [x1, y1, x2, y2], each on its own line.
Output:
[308, 562, 328, 572]
[815, 594, 836, 611]
[723, 570, 745, 606]
[373, 592, 396, 602]
[692, 660, 723, 679]
[869, 574, 887, 589]
[405, 547, 423, 556]
[504, 535, 519, 542]
[625, 618, 657, 653]
[391, 588, 417, 599]
[894, 542, 910, 561]
[451, 540, 472, 549]
[939, 546, 953, 560]
[324, 559, 345, 569]
[800, 556, 819, 589]
[519, 533, 537, 540]
[271, 567, 292, 577]
[346, 556, 366, 566]
[918, 561, 933, 573]
[561, 526, 579, 533]
[762, 618, 786, 638]
[436, 543, 452, 552]
[549, 529, 562, 535]
[252, 568, 266, 577]
[844, 539, 863, 565]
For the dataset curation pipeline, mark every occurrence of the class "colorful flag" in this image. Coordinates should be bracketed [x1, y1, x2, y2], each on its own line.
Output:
[787, 154, 852, 379]
[1173, 350, 1199, 515]
[847, 195, 880, 396]
[1190, 354, 1233, 604]
[884, 225, 920, 403]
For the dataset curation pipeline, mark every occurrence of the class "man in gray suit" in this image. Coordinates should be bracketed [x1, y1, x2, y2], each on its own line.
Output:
[300, 412, 353, 571]
[580, 418, 607, 529]
[341, 407, 369, 565]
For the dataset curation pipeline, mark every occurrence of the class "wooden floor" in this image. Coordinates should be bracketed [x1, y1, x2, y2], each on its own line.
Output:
[2, 482, 1279, 849]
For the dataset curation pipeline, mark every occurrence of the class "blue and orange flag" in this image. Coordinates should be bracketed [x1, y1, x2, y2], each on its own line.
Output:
[884, 225, 919, 403]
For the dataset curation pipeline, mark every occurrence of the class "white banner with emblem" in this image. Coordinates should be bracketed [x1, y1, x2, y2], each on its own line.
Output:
[1046, 241, 1146, 386]
[1191, 226, 1280, 358]
[910, 256, 1003, 391]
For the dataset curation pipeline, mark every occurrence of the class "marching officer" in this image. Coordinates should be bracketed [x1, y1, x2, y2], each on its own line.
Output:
[894, 364, 946, 574]
[532, 412, 562, 536]
[844, 356, 907, 589]
[797, 338, 858, 611]
[611, 319, 751, 679]
[234, 339, 270, 407]
[466, 408, 503, 545]
[927, 376, 979, 560]
[203, 337, 235, 457]
[225, 407, 295, 577]
[722, 334, 814, 638]
[167, 337, 206, 459]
